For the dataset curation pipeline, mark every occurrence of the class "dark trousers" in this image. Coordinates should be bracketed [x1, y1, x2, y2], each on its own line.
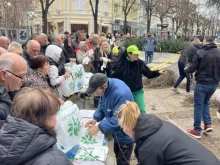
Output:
[174, 61, 191, 92]
[114, 142, 134, 165]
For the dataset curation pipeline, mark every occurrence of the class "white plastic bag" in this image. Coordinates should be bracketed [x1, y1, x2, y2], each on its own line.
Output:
[61, 63, 85, 97]
[83, 72, 93, 88]
[55, 101, 82, 160]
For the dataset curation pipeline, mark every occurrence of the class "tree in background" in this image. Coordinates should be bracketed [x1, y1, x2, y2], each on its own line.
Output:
[140, 0, 158, 33]
[89, 0, 99, 34]
[121, 0, 137, 34]
[39, 0, 55, 34]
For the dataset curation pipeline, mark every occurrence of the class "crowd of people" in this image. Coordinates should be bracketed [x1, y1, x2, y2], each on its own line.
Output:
[0, 30, 220, 165]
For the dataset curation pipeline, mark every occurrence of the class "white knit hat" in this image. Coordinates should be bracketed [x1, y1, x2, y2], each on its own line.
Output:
[45, 45, 62, 63]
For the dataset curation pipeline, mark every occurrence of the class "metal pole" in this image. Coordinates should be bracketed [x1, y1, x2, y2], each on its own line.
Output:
[172, 18, 174, 39]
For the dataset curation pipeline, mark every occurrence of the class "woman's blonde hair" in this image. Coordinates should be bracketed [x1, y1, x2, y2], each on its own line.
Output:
[100, 42, 111, 55]
[118, 101, 140, 130]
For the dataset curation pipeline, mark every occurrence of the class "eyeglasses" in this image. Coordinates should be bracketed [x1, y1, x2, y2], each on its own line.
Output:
[6, 70, 27, 80]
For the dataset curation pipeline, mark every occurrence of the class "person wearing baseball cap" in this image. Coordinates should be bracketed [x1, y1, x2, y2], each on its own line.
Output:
[112, 45, 166, 114]
[85, 73, 134, 165]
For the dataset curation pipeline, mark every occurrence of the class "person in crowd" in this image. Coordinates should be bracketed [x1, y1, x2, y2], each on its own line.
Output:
[111, 47, 121, 73]
[62, 37, 76, 63]
[94, 42, 112, 77]
[110, 38, 124, 57]
[0, 36, 10, 50]
[85, 73, 134, 165]
[26, 55, 51, 89]
[171, 43, 203, 95]
[112, 45, 165, 114]
[46, 45, 66, 76]
[22, 40, 40, 66]
[38, 33, 50, 55]
[60, 34, 66, 44]
[90, 34, 100, 51]
[0, 87, 73, 165]
[191, 35, 201, 44]
[0, 53, 27, 128]
[144, 33, 157, 64]
[7, 42, 22, 56]
[117, 101, 220, 165]
[30, 33, 39, 41]
[76, 41, 94, 72]
[100, 36, 108, 45]
[185, 36, 220, 139]
[69, 32, 75, 40]
[51, 34, 63, 48]
[0, 47, 7, 55]
[72, 30, 86, 53]
[64, 31, 70, 38]
[110, 33, 115, 45]
[131, 35, 136, 42]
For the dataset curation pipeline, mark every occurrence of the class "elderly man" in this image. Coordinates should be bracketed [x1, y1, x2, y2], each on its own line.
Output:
[72, 30, 86, 53]
[7, 42, 22, 56]
[0, 36, 10, 50]
[0, 53, 27, 128]
[38, 33, 49, 54]
[52, 34, 62, 48]
[85, 73, 134, 165]
[22, 40, 40, 66]
[0, 47, 7, 55]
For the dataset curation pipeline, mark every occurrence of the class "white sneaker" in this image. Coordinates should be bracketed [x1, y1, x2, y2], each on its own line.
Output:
[185, 92, 191, 96]
[171, 87, 179, 93]
[217, 110, 220, 119]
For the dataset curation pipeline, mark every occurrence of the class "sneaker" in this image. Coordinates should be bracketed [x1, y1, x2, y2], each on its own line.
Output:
[203, 124, 213, 133]
[186, 129, 201, 139]
[185, 92, 191, 96]
[171, 87, 179, 93]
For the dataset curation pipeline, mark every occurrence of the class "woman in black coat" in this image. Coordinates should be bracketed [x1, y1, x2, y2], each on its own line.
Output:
[118, 101, 220, 165]
[62, 37, 76, 63]
[0, 87, 72, 165]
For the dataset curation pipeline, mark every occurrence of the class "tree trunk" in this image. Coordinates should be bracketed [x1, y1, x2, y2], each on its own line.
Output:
[94, 15, 98, 34]
[124, 14, 127, 34]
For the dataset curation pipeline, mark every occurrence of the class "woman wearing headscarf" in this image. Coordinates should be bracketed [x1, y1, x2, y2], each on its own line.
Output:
[0, 87, 73, 165]
[62, 37, 76, 63]
[117, 101, 220, 165]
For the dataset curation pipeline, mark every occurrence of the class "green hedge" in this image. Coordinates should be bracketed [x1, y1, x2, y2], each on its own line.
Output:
[122, 38, 145, 51]
[123, 38, 189, 53]
[155, 39, 189, 53]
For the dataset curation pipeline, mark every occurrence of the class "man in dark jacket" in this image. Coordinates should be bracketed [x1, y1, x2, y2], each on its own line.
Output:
[38, 33, 50, 55]
[85, 73, 134, 165]
[0, 53, 27, 128]
[185, 36, 220, 139]
[171, 43, 203, 95]
[135, 114, 220, 165]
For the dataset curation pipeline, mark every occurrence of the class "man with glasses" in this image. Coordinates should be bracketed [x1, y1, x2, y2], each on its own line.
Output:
[0, 53, 27, 128]
[85, 73, 134, 165]
[22, 40, 40, 66]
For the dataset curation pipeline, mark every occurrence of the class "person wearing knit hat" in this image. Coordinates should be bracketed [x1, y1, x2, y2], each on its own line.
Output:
[110, 46, 121, 73]
[112, 45, 166, 114]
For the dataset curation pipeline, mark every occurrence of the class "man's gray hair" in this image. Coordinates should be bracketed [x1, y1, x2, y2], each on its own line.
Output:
[52, 34, 60, 42]
[8, 42, 22, 52]
[76, 30, 85, 38]
[92, 34, 99, 39]
[204, 36, 215, 43]
[0, 58, 13, 72]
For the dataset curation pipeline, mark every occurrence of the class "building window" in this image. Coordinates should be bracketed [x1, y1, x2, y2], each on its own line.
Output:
[104, 0, 108, 13]
[73, 0, 86, 11]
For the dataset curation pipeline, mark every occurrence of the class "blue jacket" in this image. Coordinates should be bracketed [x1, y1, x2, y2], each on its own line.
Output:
[144, 37, 157, 52]
[93, 78, 134, 145]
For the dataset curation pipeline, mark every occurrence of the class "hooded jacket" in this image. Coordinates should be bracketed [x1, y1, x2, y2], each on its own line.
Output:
[178, 44, 203, 64]
[0, 116, 72, 165]
[94, 78, 134, 145]
[134, 114, 220, 165]
[0, 85, 12, 128]
[112, 53, 160, 92]
[185, 43, 220, 85]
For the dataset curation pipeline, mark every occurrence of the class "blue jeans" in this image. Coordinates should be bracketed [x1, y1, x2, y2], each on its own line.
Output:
[145, 51, 154, 64]
[194, 84, 218, 134]
[174, 61, 191, 92]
